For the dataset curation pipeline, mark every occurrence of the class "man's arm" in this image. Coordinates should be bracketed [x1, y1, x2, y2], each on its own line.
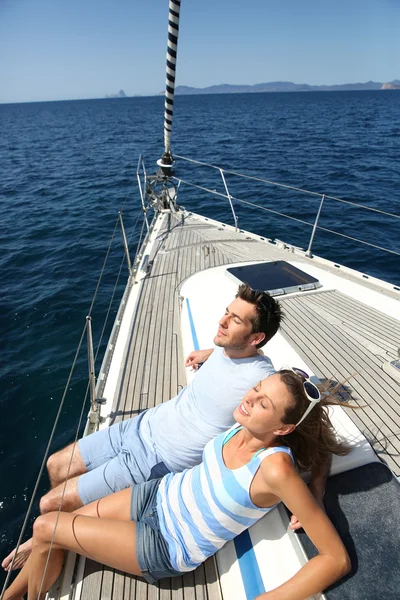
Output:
[289, 453, 332, 531]
[185, 348, 214, 370]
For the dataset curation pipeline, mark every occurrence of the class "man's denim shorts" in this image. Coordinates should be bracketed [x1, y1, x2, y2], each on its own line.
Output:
[77, 413, 170, 505]
[131, 479, 182, 583]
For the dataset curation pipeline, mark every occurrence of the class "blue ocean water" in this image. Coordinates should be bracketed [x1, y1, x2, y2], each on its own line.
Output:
[0, 91, 399, 581]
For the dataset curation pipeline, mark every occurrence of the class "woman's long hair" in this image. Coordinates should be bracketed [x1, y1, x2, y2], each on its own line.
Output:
[278, 370, 352, 473]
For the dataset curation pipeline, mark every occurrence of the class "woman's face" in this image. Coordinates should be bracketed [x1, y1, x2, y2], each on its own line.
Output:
[233, 373, 293, 436]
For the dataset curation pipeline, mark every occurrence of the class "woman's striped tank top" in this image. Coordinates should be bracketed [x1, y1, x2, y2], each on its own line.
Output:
[156, 424, 294, 572]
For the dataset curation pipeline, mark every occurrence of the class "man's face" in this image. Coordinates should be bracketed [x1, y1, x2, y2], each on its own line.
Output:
[213, 297, 258, 350]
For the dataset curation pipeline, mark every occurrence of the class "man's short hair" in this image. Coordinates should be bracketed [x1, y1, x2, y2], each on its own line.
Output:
[236, 283, 282, 348]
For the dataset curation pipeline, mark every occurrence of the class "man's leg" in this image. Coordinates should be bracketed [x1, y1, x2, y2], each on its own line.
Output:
[46, 443, 87, 488]
[46, 419, 137, 506]
[40, 476, 83, 514]
[48, 421, 131, 490]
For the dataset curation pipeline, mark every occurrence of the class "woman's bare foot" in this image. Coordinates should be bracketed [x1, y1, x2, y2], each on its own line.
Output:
[2, 592, 24, 600]
[2, 539, 32, 571]
[2, 589, 25, 600]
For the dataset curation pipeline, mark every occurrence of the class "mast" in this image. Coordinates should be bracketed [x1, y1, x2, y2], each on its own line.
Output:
[157, 0, 182, 178]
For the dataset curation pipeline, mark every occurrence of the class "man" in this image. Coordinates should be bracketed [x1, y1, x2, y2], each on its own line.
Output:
[69, 284, 279, 504]
[3, 283, 327, 570]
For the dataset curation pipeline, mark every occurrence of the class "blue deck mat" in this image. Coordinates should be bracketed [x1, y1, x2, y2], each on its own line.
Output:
[296, 462, 400, 600]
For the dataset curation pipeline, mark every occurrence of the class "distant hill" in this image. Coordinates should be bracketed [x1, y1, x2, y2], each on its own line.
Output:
[173, 81, 400, 95]
[382, 80, 400, 90]
[105, 90, 127, 98]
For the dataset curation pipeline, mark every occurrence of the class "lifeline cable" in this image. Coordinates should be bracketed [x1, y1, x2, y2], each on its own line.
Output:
[174, 154, 400, 219]
[171, 176, 400, 257]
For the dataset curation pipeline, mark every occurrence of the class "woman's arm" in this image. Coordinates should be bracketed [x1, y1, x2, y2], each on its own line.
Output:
[256, 457, 350, 600]
[289, 453, 332, 530]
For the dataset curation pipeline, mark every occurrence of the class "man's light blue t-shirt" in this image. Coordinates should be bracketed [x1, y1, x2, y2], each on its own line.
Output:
[140, 346, 275, 472]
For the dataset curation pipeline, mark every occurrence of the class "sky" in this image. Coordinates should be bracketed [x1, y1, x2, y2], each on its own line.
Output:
[0, 0, 399, 103]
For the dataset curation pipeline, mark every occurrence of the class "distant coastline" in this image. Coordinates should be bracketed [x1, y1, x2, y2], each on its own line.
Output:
[171, 80, 400, 95]
[107, 80, 400, 99]
[2, 82, 400, 105]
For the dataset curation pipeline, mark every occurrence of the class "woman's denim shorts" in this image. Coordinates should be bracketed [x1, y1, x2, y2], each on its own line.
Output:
[131, 478, 182, 584]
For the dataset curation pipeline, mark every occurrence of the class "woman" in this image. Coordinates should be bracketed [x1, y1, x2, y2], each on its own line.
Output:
[4, 369, 351, 600]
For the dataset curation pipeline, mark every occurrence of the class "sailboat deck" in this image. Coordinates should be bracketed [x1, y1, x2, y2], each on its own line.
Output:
[77, 210, 400, 600]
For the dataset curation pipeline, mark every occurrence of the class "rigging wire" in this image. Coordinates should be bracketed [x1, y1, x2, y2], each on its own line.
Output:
[36, 378, 91, 600]
[86, 216, 121, 318]
[35, 208, 147, 600]
[0, 321, 88, 598]
[93, 209, 146, 373]
[0, 191, 147, 599]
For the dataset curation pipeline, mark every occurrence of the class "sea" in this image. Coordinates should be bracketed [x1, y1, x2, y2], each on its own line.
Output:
[0, 90, 399, 584]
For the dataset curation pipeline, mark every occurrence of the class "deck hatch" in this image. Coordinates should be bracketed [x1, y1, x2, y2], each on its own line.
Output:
[225, 261, 321, 296]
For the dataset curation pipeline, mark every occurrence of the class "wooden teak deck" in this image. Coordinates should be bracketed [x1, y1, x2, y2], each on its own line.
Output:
[70, 210, 399, 600]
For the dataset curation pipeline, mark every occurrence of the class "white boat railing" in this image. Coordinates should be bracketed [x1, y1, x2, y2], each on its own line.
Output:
[170, 154, 400, 262]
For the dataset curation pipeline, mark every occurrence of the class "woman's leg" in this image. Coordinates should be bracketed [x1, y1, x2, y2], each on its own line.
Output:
[2, 556, 30, 600]
[4, 488, 142, 600]
[23, 511, 142, 600]
[2, 487, 132, 573]
[74, 486, 132, 520]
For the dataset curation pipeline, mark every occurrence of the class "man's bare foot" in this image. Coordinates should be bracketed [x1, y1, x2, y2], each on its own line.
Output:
[2, 539, 32, 571]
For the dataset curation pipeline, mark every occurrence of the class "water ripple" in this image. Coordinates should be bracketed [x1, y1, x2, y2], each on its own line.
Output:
[0, 92, 399, 578]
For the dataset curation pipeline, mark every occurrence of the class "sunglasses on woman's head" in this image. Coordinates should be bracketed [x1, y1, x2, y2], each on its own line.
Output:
[281, 366, 322, 426]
